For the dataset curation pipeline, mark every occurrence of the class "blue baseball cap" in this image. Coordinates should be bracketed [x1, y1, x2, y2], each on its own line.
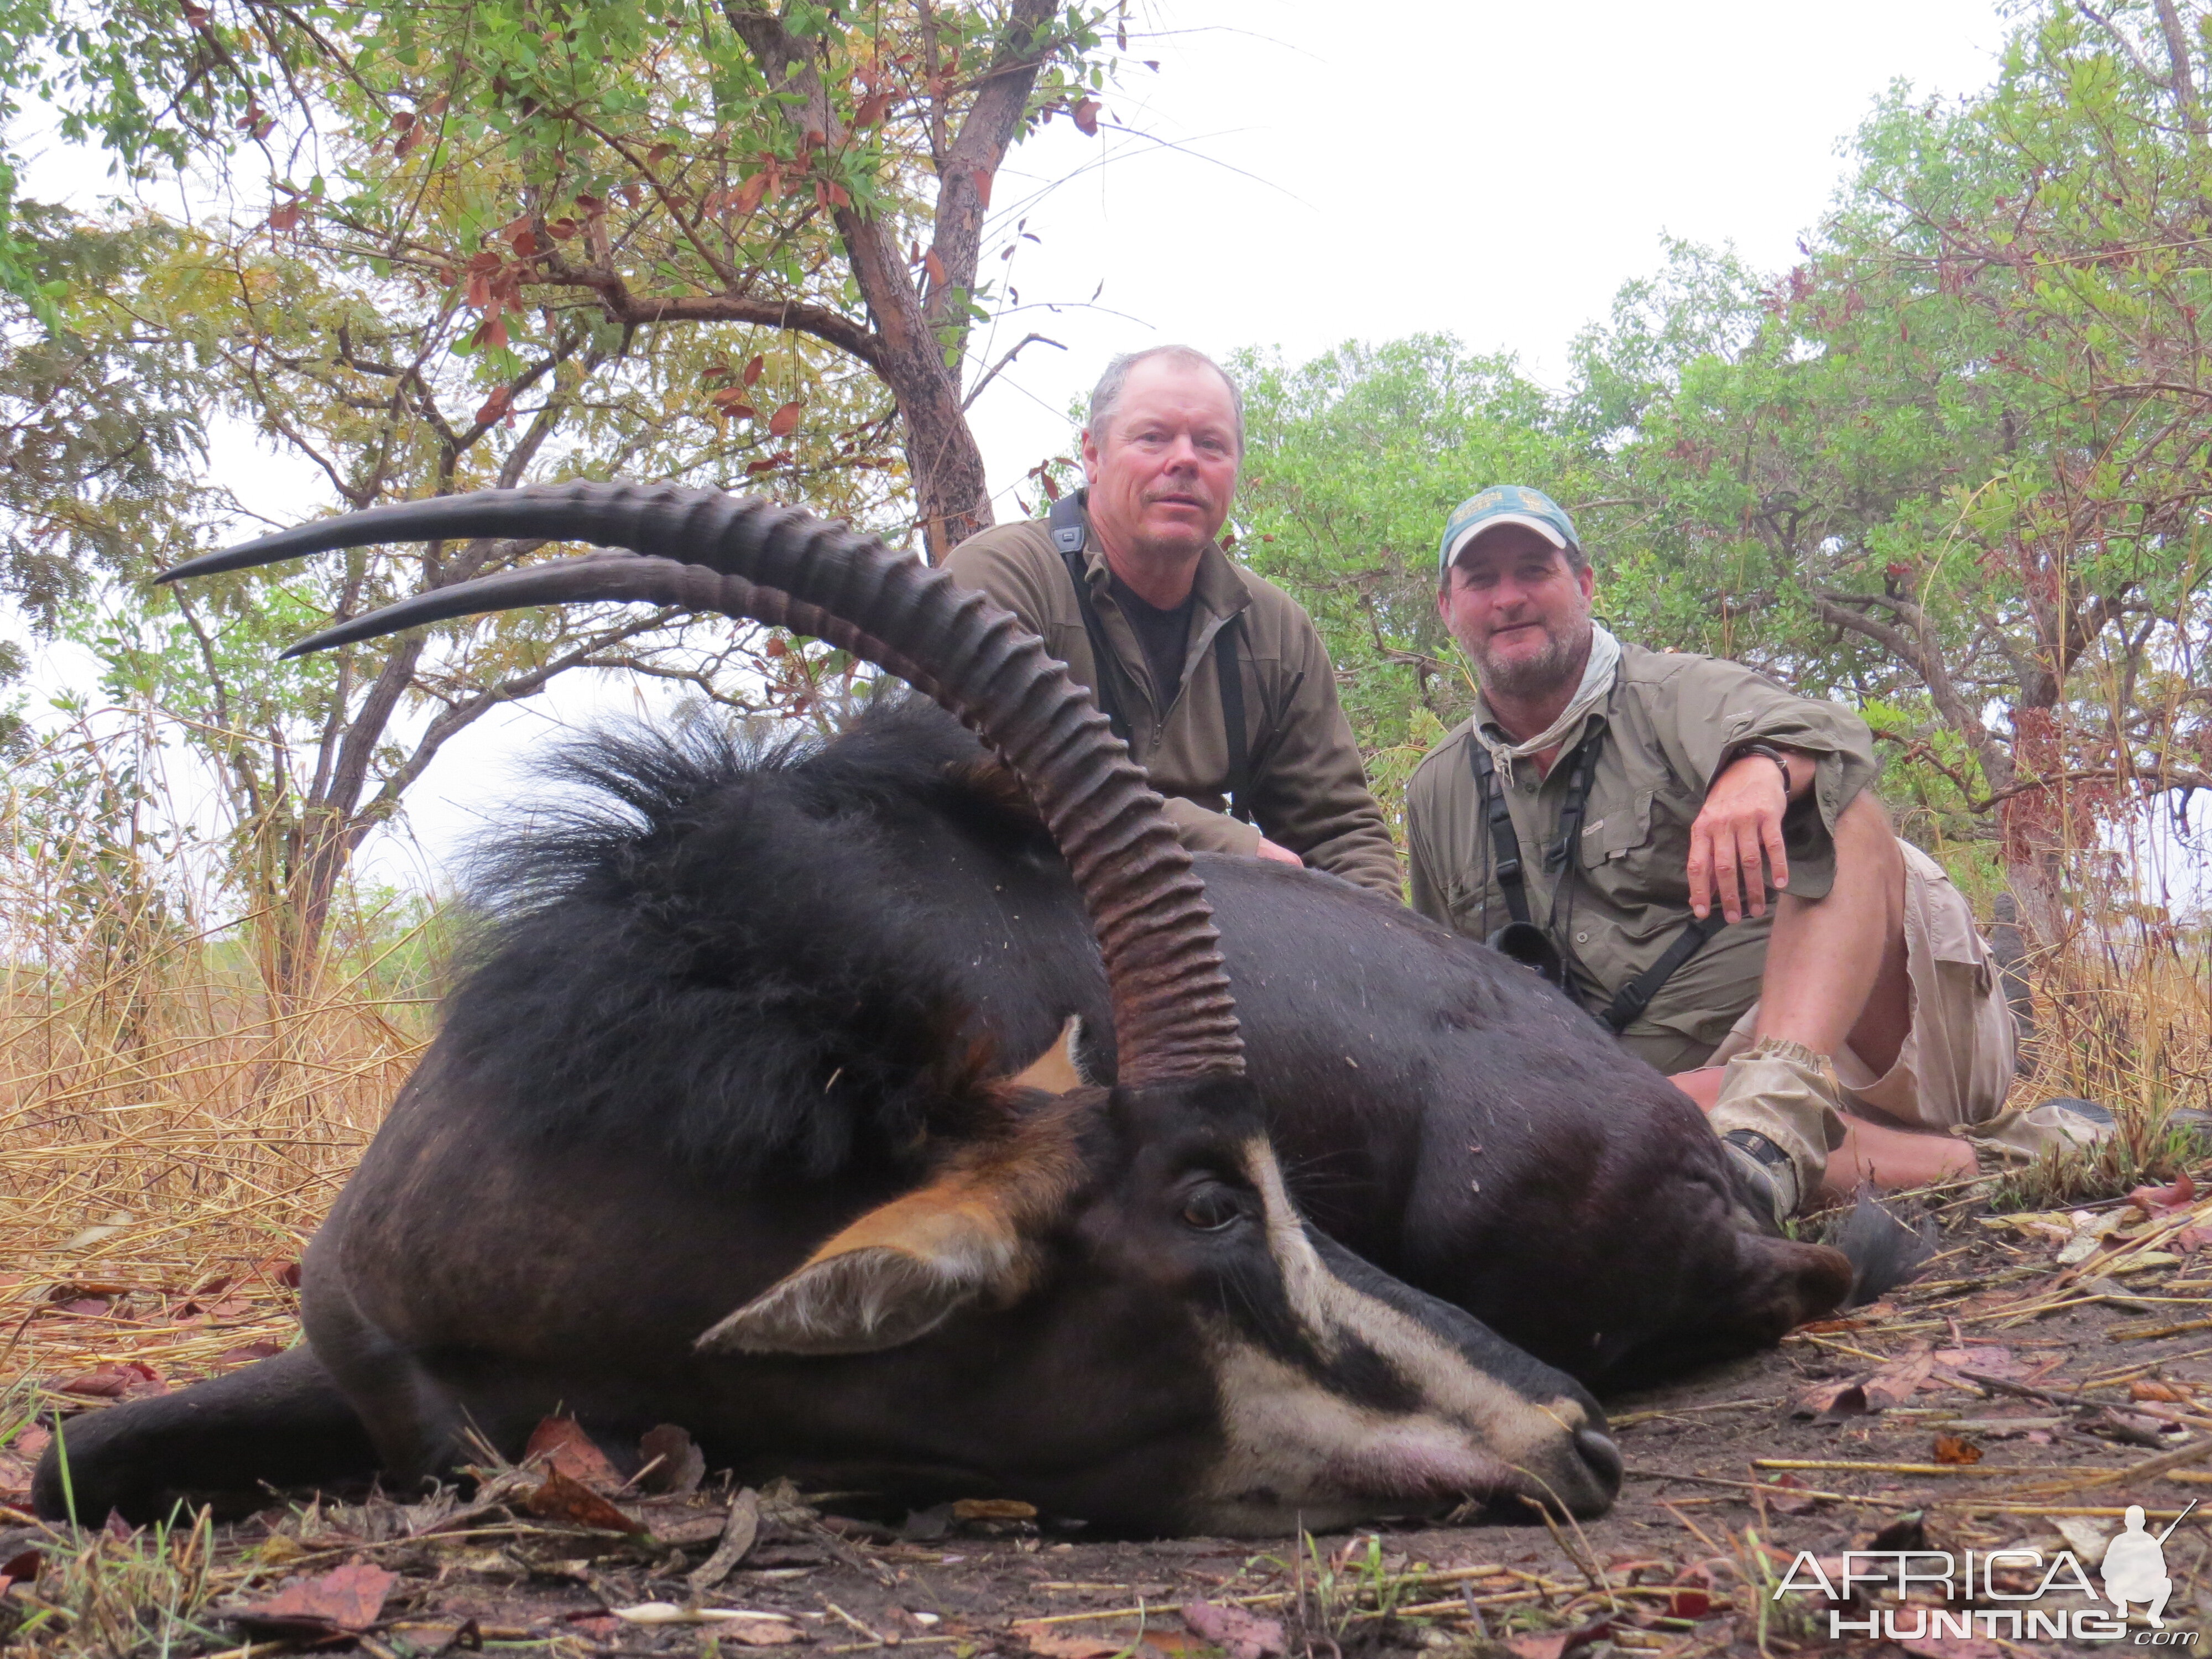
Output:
[1438, 486, 1581, 576]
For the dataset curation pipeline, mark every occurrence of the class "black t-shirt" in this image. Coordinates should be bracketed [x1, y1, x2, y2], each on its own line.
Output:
[1107, 572, 1195, 708]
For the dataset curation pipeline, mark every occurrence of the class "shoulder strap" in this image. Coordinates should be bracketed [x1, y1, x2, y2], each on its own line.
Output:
[1050, 491, 1131, 748]
[1215, 614, 1250, 822]
[1598, 911, 1727, 1034]
[1467, 740, 1532, 927]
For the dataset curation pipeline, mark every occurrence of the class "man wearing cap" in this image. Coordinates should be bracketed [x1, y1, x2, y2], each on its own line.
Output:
[1405, 486, 2081, 1228]
[944, 345, 1401, 897]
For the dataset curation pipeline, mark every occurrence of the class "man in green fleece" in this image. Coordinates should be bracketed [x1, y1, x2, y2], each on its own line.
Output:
[945, 346, 1401, 898]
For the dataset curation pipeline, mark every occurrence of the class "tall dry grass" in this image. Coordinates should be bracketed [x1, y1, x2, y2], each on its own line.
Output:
[0, 716, 435, 1409]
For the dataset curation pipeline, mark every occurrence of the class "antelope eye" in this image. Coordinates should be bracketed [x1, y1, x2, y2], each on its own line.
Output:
[1180, 1182, 1246, 1233]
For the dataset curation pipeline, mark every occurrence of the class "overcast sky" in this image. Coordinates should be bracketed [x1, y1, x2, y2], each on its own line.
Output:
[27, 0, 2016, 889]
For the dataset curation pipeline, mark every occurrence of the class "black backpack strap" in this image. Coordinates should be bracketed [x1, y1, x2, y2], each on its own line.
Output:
[1599, 911, 1727, 1034]
[1050, 491, 1131, 748]
[1467, 740, 1532, 927]
[1215, 614, 1250, 822]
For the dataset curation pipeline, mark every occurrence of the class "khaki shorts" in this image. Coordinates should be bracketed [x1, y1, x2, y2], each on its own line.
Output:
[1707, 842, 2016, 1130]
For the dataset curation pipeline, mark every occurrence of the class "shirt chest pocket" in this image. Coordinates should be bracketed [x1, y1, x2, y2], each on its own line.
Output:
[1578, 785, 1655, 864]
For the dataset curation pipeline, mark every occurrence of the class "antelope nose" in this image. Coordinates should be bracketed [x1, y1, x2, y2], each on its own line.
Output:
[1575, 1427, 1625, 1496]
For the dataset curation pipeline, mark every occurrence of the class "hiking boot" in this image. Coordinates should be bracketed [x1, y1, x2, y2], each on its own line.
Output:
[1709, 1037, 1848, 1232]
[1720, 1129, 1798, 1235]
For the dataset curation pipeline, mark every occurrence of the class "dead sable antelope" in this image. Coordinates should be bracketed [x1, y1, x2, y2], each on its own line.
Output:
[38, 485, 1627, 1536]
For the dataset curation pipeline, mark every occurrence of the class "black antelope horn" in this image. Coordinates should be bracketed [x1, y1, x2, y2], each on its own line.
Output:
[158, 484, 1242, 1086]
[278, 552, 950, 701]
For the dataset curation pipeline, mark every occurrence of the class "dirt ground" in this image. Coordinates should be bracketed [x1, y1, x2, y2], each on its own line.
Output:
[7, 1178, 2212, 1658]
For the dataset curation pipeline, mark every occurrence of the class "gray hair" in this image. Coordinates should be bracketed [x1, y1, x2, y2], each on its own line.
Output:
[1087, 346, 1244, 453]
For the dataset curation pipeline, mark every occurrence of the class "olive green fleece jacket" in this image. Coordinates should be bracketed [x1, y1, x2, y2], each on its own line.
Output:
[943, 512, 1402, 899]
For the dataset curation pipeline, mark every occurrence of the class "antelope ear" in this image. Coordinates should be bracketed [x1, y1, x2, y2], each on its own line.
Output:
[695, 1125, 1079, 1357]
[1003, 1016, 1087, 1095]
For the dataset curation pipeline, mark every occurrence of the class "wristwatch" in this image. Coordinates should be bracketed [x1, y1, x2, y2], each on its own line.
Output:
[1728, 740, 1795, 794]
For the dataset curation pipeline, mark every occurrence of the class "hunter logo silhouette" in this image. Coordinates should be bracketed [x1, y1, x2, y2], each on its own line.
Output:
[2106, 1500, 2192, 1627]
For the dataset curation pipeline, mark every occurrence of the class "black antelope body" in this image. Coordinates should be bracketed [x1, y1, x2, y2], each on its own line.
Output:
[40, 486, 1634, 1535]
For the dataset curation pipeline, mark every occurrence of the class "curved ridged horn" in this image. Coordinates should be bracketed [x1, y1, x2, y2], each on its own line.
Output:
[161, 483, 1241, 1086]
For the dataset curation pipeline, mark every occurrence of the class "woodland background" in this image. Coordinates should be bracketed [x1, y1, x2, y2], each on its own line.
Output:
[0, 0, 2204, 1275]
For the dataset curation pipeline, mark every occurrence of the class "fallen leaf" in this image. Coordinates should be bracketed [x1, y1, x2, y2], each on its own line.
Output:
[1761, 1473, 1823, 1515]
[612, 1604, 804, 1642]
[230, 1561, 398, 1636]
[1180, 1601, 1286, 1659]
[636, 1424, 706, 1496]
[952, 1497, 1036, 1520]
[58, 1362, 165, 1399]
[217, 1341, 285, 1368]
[2058, 1212, 2127, 1265]
[1864, 1347, 1939, 1407]
[1932, 1433, 1983, 1464]
[2133, 1380, 2191, 1402]
[523, 1468, 643, 1533]
[524, 1416, 622, 1489]
[2130, 1172, 2197, 1214]
[1665, 1587, 1714, 1619]
[2053, 1515, 2112, 1567]
[1896, 1639, 2004, 1659]
[1, 1548, 41, 1586]
[1788, 1379, 1871, 1420]
[1023, 1634, 1122, 1659]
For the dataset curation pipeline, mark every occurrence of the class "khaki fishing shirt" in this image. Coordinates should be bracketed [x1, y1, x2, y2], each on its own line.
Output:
[1405, 643, 1880, 1074]
[944, 513, 1403, 899]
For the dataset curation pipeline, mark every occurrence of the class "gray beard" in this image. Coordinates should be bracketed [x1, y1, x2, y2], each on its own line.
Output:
[1472, 620, 1592, 702]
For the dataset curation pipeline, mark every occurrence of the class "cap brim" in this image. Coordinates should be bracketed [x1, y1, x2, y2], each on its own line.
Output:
[1441, 513, 1568, 571]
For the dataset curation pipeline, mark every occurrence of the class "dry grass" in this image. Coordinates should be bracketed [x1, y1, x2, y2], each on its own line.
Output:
[0, 719, 435, 1466]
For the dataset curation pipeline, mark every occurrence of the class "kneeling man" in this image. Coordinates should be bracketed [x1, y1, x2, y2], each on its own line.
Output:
[1405, 486, 2084, 1227]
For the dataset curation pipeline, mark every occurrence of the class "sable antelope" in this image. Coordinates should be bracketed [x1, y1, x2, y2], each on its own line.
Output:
[38, 486, 1629, 1535]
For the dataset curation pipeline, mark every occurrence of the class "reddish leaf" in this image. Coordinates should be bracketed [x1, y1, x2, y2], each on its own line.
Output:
[2131, 1172, 2197, 1214]
[1180, 1602, 1284, 1659]
[733, 173, 772, 215]
[646, 142, 676, 166]
[1071, 98, 1101, 136]
[923, 251, 947, 286]
[546, 217, 580, 239]
[231, 1561, 398, 1636]
[1023, 1634, 1120, 1659]
[768, 400, 804, 437]
[1761, 1472, 1822, 1515]
[1896, 1639, 2004, 1659]
[474, 386, 515, 427]
[2133, 1380, 2190, 1402]
[971, 166, 992, 207]
[1787, 1379, 1870, 1420]
[267, 201, 302, 233]
[523, 1415, 623, 1489]
[59, 1362, 163, 1399]
[0, 1547, 41, 1587]
[471, 315, 510, 351]
[216, 1340, 285, 1368]
[523, 1467, 643, 1534]
[636, 1423, 706, 1496]
[1933, 1433, 1984, 1465]
[507, 227, 539, 257]
[742, 354, 765, 387]
[1665, 1587, 1714, 1619]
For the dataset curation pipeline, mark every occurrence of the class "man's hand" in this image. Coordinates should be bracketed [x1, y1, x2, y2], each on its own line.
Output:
[1688, 754, 1797, 922]
[1255, 836, 1305, 868]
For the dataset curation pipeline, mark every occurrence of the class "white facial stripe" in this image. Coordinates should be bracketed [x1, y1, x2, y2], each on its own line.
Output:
[1197, 1138, 1598, 1529]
